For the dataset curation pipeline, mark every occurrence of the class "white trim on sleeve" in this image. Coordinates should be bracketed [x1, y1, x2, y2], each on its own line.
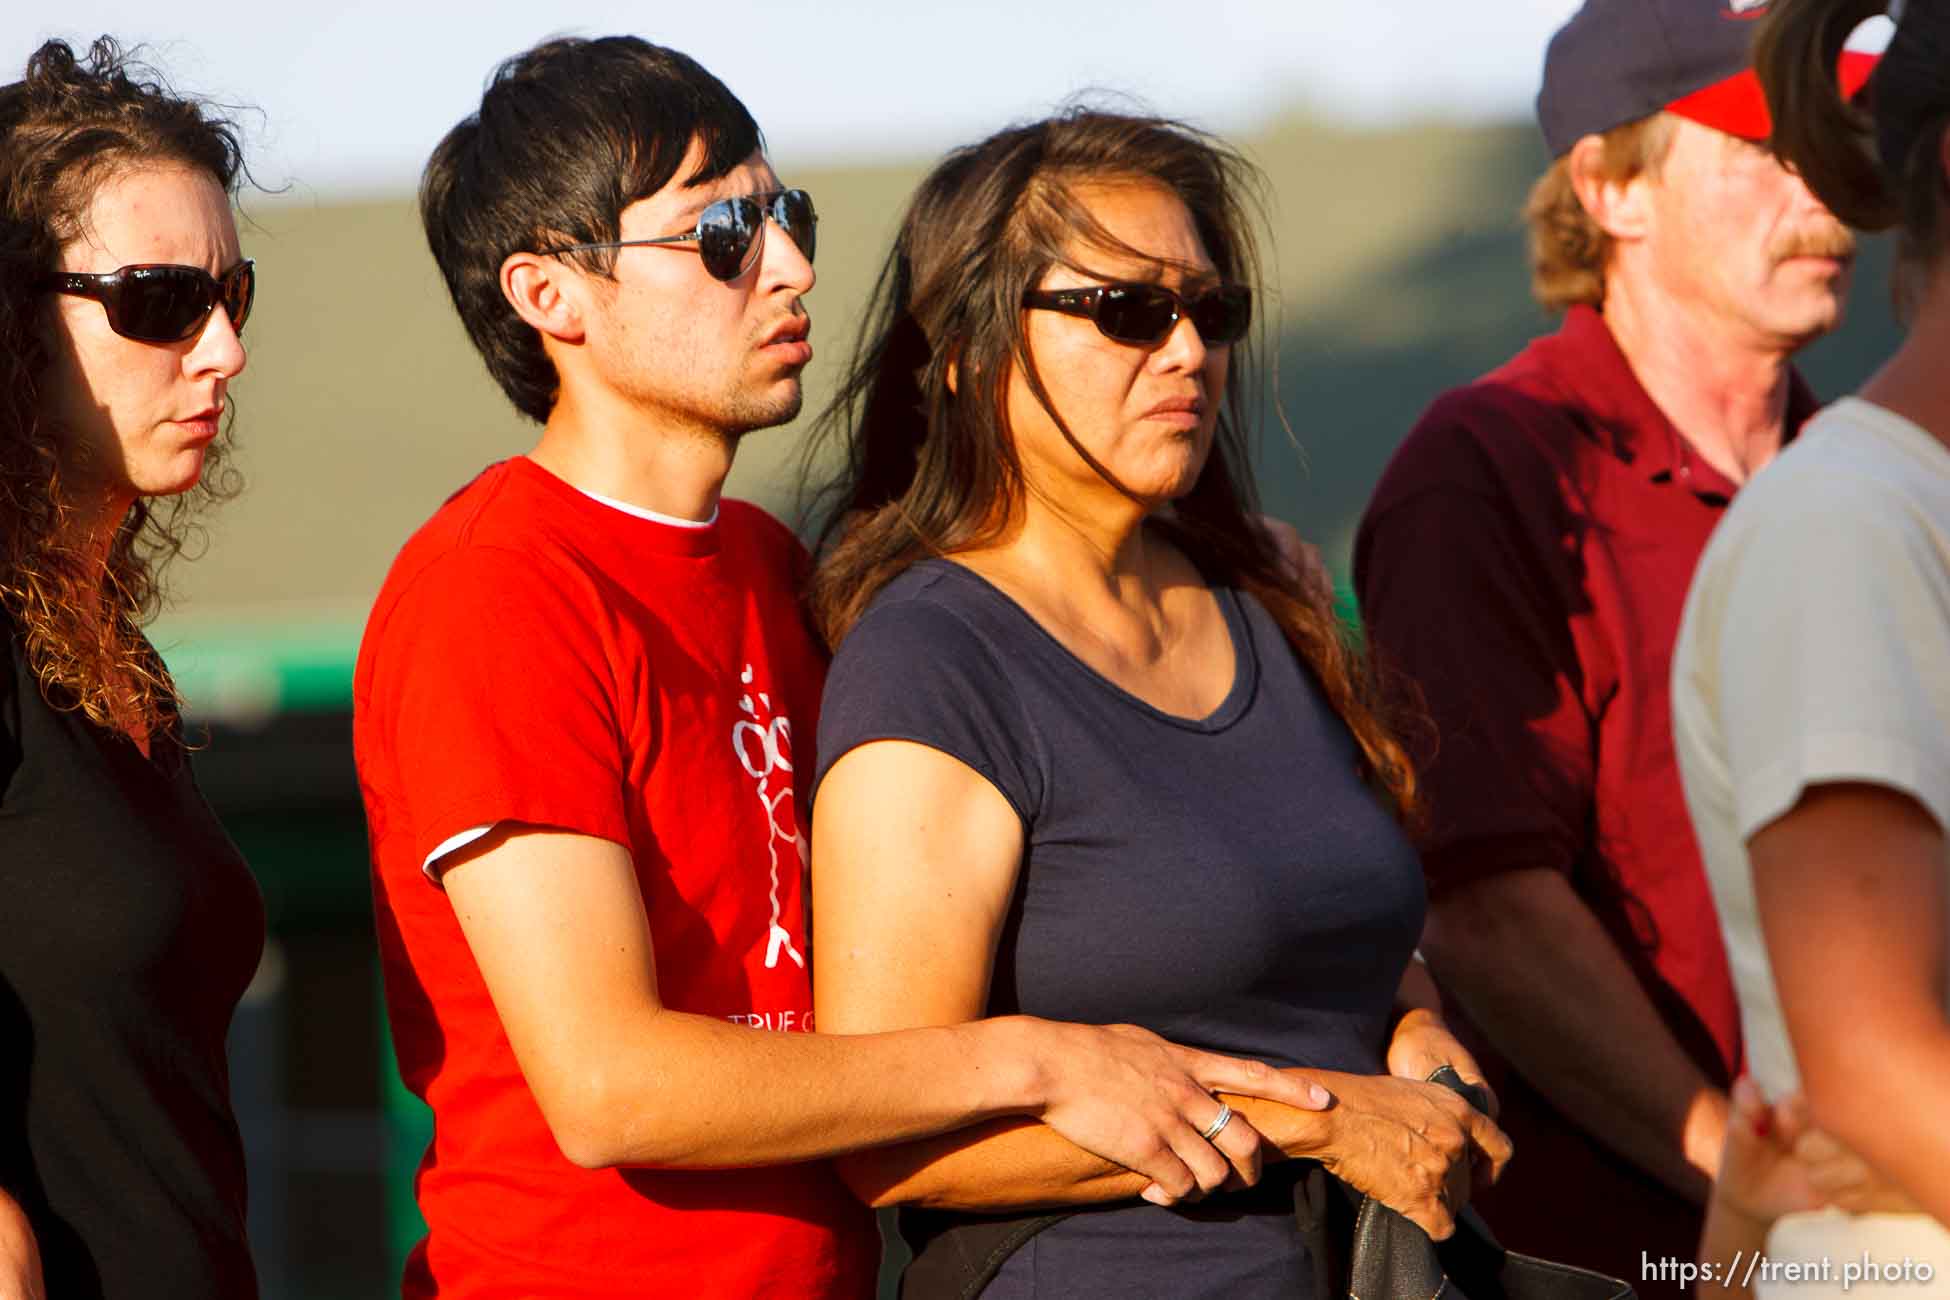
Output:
[423, 824, 497, 883]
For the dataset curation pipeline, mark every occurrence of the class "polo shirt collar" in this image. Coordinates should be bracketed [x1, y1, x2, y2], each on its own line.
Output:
[1544, 304, 1820, 500]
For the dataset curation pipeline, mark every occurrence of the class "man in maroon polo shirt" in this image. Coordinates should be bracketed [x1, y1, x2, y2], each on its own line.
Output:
[1354, 1, 1875, 1292]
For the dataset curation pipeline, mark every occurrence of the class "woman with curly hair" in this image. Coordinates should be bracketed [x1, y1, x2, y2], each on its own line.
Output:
[0, 36, 261, 1300]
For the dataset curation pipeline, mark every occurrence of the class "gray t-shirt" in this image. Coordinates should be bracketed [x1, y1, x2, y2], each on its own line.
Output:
[1675, 397, 1950, 1101]
[1674, 398, 1950, 1271]
[815, 558, 1425, 1298]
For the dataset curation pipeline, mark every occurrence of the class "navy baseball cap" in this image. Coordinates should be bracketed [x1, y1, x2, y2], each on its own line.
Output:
[1537, 0, 1878, 158]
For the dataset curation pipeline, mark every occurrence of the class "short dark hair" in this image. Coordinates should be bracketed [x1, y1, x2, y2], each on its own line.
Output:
[420, 37, 763, 422]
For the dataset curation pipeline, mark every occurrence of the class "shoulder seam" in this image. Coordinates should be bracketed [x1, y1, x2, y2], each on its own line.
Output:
[849, 570, 1048, 805]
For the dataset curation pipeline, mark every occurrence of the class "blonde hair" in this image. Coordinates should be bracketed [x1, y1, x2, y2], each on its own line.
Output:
[1524, 114, 1677, 312]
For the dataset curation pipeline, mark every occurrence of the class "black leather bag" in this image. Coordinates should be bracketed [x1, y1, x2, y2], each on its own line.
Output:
[1319, 1067, 1635, 1300]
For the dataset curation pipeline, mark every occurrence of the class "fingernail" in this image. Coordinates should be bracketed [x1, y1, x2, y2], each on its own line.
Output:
[1309, 1084, 1331, 1107]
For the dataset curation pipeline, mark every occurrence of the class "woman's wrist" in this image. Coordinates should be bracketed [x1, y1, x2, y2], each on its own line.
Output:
[959, 1015, 1051, 1120]
[1390, 1005, 1445, 1035]
[1236, 1070, 1347, 1162]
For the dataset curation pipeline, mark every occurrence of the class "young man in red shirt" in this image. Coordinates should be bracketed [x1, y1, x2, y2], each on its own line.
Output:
[354, 37, 1329, 1299]
[1354, 1, 1872, 1293]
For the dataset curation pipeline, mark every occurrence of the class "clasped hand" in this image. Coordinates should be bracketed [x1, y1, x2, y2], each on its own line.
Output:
[1301, 1067, 1512, 1240]
[1306, 1008, 1511, 1239]
[1715, 1076, 1917, 1225]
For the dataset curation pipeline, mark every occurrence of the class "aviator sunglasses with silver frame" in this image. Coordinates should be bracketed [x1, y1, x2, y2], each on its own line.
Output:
[543, 188, 817, 283]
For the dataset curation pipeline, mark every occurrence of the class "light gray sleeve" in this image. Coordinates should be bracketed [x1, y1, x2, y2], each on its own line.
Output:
[1710, 474, 1950, 842]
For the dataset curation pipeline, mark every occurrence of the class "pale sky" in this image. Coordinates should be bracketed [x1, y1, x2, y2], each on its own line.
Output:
[12, 0, 1590, 197]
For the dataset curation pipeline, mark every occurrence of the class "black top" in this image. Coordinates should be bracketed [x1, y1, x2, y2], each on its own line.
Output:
[815, 559, 1426, 1299]
[0, 626, 262, 1299]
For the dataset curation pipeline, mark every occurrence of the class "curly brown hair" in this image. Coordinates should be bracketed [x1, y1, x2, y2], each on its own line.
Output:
[0, 37, 246, 737]
[804, 110, 1418, 817]
[1525, 114, 1676, 312]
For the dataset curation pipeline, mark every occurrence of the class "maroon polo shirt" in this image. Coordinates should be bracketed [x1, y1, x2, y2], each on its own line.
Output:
[1354, 304, 1817, 1294]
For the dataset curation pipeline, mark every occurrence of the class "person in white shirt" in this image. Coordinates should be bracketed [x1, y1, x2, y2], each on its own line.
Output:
[1673, 0, 1950, 1288]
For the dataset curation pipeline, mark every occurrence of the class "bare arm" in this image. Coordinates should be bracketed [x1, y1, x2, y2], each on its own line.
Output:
[821, 1071, 1507, 1238]
[1422, 867, 1727, 1203]
[1385, 960, 1499, 1119]
[439, 820, 1319, 1202]
[1748, 782, 1950, 1223]
[0, 1188, 43, 1300]
[813, 740, 1508, 1234]
[809, 739, 1276, 1207]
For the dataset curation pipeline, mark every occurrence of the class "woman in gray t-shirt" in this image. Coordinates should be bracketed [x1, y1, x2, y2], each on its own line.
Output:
[804, 111, 1510, 1298]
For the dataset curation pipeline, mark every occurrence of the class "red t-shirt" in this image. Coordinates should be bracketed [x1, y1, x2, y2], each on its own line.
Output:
[1353, 306, 1817, 1294]
[354, 457, 878, 1299]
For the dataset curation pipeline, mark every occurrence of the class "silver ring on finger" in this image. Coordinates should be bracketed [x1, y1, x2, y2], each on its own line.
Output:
[1199, 1102, 1234, 1142]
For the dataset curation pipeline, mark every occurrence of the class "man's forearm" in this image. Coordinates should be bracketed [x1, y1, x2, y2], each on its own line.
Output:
[836, 1115, 1144, 1210]
[545, 1008, 1317, 1197]
[1422, 867, 1726, 1203]
[547, 1012, 1045, 1169]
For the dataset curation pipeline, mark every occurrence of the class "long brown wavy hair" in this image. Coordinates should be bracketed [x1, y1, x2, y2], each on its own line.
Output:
[804, 109, 1416, 816]
[0, 37, 246, 737]
[1757, 0, 1950, 317]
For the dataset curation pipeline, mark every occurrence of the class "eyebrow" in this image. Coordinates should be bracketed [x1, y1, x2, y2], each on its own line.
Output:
[1070, 261, 1223, 289]
[668, 195, 714, 223]
[663, 184, 786, 227]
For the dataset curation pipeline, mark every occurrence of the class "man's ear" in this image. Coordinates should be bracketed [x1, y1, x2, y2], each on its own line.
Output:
[500, 251, 587, 344]
[1567, 134, 1653, 244]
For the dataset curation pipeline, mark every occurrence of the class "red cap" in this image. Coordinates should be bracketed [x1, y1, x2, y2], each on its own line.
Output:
[1667, 49, 1879, 141]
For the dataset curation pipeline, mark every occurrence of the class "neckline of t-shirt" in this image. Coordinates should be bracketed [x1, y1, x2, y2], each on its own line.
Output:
[4, 625, 189, 779]
[1824, 396, 1950, 469]
[508, 456, 722, 556]
[574, 485, 718, 529]
[922, 557, 1259, 734]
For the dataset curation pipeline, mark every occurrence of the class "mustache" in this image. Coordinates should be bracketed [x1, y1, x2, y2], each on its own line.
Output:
[1771, 223, 1857, 262]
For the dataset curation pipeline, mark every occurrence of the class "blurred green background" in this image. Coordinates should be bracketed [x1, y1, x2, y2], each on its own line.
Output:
[172, 113, 1902, 1299]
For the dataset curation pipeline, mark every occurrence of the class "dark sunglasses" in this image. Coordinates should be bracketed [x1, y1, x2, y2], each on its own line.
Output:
[39, 259, 255, 344]
[544, 189, 817, 283]
[1022, 281, 1252, 348]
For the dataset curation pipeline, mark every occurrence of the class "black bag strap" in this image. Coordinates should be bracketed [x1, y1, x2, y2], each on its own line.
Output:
[897, 1207, 1074, 1300]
